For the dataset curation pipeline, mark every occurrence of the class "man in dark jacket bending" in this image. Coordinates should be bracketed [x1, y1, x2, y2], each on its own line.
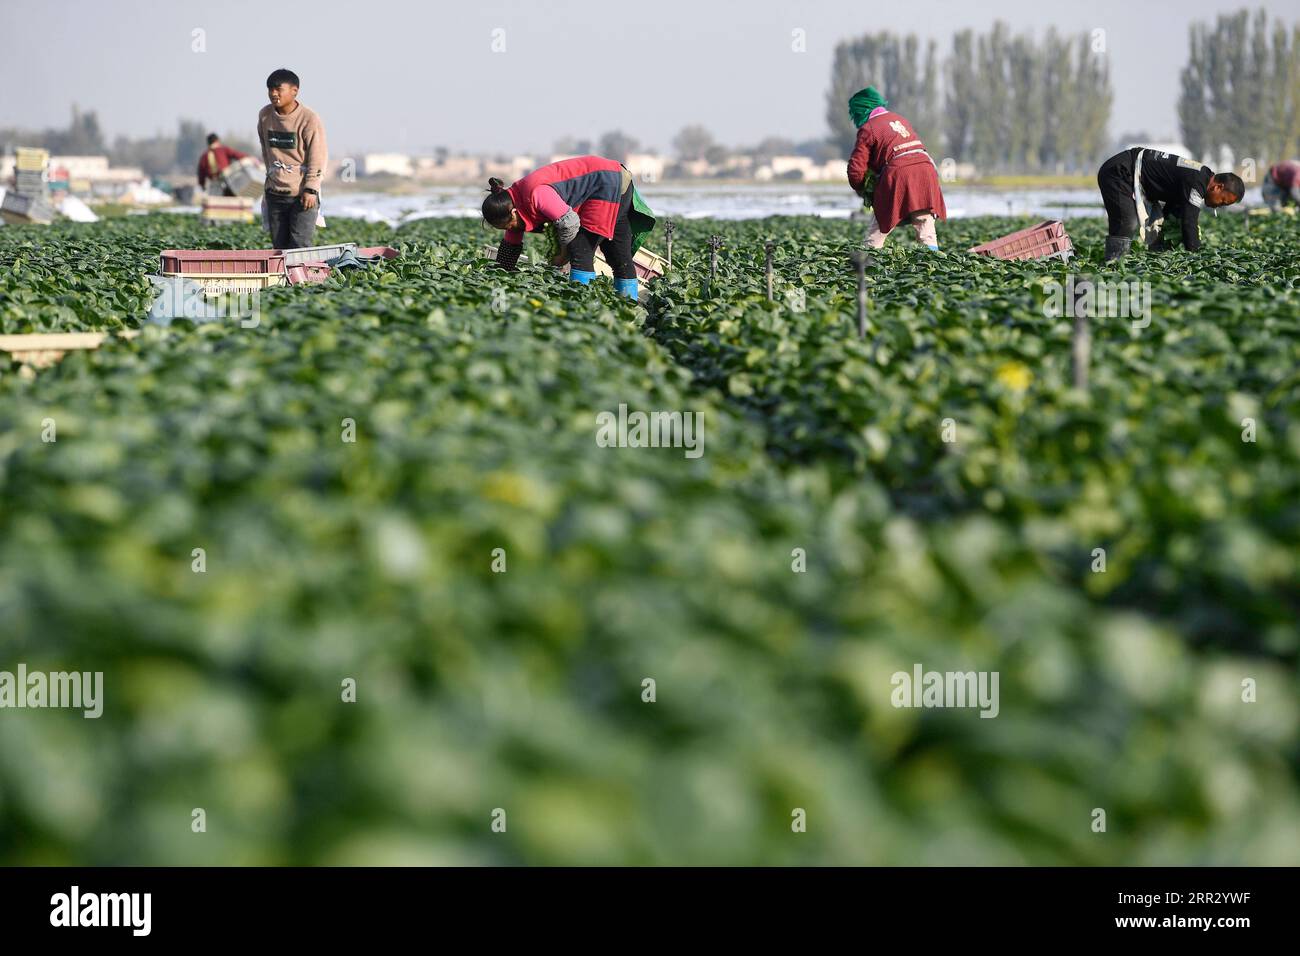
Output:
[1097, 148, 1244, 261]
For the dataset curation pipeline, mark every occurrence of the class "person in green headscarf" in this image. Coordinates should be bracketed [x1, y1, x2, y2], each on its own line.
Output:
[848, 86, 889, 130]
[846, 85, 947, 250]
[847, 87, 888, 201]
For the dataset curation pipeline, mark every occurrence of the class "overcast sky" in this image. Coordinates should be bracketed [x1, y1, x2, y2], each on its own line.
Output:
[0, 0, 1288, 156]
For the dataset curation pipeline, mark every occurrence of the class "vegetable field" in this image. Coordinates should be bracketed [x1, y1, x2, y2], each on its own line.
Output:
[0, 212, 1297, 865]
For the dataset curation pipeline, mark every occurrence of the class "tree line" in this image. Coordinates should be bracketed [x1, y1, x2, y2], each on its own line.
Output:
[1178, 8, 1300, 170]
[828, 10, 1299, 175]
[826, 23, 1112, 173]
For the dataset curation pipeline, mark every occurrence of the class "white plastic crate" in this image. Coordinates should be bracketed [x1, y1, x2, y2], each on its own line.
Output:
[0, 191, 55, 224]
[280, 242, 357, 266]
[220, 158, 266, 200]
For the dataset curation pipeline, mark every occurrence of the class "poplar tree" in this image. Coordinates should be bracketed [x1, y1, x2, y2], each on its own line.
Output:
[827, 22, 1114, 173]
[1179, 8, 1300, 166]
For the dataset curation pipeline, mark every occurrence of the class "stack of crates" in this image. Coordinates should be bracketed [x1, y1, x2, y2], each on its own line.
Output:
[13, 148, 50, 197]
[200, 195, 257, 225]
[158, 249, 287, 296]
[2, 147, 56, 225]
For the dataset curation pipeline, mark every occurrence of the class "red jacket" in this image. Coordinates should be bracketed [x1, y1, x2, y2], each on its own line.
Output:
[1270, 161, 1299, 191]
[506, 156, 626, 241]
[197, 144, 249, 187]
[847, 110, 946, 233]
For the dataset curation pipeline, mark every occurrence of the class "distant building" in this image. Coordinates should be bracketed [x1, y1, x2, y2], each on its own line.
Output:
[625, 153, 665, 183]
[88, 167, 151, 200]
[362, 153, 414, 177]
[805, 160, 846, 182]
[769, 155, 814, 178]
[754, 155, 844, 182]
[511, 155, 536, 178]
[416, 155, 482, 182]
[50, 156, 111, 179]
[322, 158, 350, 181]
[479, 155, 535, 182]
[675, 158, 713, 179]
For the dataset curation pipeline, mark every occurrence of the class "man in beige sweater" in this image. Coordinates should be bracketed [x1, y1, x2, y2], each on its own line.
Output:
[258, 68, 328, 249]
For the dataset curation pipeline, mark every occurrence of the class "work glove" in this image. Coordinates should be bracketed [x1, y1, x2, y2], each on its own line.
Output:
[552, 209, 581, 247]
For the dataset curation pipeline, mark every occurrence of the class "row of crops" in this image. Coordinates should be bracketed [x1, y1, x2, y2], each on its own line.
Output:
[0, 212, 1296, 864]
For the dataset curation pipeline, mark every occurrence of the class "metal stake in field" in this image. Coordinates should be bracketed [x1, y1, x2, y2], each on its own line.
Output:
[764, 240, 775, 301]
[665, 220, 676, 270]
[1072, 296, 1091, 392]
[849, 250, 871, 339]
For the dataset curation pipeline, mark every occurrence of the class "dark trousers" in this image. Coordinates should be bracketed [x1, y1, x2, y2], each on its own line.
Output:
[567, 183, 635, 280]
[1097, 153, 1138, 239]
[265, 191, 317, 249]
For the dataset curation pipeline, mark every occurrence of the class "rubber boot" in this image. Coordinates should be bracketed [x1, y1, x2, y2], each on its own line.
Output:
[1103, 237, 1131, 263]
[613, 277, 639, 301]
[571, 269, 596, 285]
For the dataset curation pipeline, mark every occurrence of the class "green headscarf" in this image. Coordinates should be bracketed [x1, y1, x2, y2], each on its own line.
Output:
[848, 86, 888, 128]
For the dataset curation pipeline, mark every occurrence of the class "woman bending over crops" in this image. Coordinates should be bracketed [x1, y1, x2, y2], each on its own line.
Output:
[845, 86, 947, 251]
[483, 155, 654, 301]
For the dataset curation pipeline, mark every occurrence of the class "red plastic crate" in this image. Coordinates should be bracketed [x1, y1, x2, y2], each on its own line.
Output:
[355, 246, 399, 260]
[968, 220, 1074, 262]
[159, 249, 286, 275]
[286, 262, 332, 285]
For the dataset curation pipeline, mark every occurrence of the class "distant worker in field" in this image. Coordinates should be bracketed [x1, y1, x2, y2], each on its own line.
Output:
[258, 67, 328, 249]
[197, 134, 250, 197]
[845, 86, 947, 251]
[483, 155, 655, 301]
[1262, 160, 1300, 211]
[1097, 147, 1244, 261]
